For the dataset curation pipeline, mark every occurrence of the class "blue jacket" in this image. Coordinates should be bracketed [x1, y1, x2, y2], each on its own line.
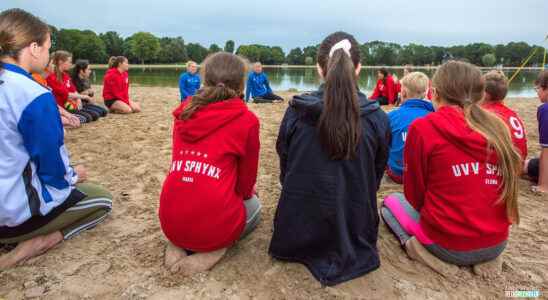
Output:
[0, 63, 85, 234]
[179, 72, 201, 101]
[245, 72, 272, 101]
[270, 86, 391, 286]
[387, 99, 434, 178]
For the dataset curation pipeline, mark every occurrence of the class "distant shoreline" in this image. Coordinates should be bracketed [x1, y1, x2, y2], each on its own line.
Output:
[90, 64, 546, 70]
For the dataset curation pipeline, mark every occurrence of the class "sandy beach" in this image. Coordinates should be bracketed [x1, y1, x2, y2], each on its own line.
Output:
[0, 86, 546, 300]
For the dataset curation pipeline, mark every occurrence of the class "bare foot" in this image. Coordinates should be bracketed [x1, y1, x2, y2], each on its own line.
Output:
[170, 248, 227, 275]
[164, 242, 188, 268]
[405, 237, 459, 277]
[0, 231, 63, 270]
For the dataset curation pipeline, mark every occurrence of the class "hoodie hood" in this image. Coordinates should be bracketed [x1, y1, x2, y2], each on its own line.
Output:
[401, 98, 434, 112]
[173, 98, 248, 143]
[428, 105, 493, 161]
[290, 85, 381, 125]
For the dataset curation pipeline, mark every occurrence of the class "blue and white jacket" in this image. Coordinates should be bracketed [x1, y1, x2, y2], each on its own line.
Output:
[245, 72, 272, 101]
[0, 63, 79, 228]
[179, 72, 201, 101]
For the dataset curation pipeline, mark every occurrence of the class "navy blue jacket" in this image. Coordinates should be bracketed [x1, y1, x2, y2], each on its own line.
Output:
[269, 87, 391, 286]
[245, 72, 272, 101]
[387, 99, 434, 178]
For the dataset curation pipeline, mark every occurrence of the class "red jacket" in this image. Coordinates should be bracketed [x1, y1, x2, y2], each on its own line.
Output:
[371, 75, 396, 104]
[482, 102, 528, 160]
[159, 98, 260, 251]
[404, 105, 510, 251]
[102, 68, 129, 105]
[46, 72, 77, 107]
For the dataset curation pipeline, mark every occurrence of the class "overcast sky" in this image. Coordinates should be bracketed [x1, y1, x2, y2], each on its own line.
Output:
[1, 0, 547, 50]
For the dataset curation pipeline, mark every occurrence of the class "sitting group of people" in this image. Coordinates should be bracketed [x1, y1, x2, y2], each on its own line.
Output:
[31, 50, 140, 129]
[1, 9, 547, 289]
[179, 59, 284, 103]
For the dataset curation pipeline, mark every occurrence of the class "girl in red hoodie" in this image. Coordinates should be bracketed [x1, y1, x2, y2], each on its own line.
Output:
[381, 61, 522, 275]
[102, 56, 141, 114]
[370, 68, 396, 105]
[159, 52, 261, 276]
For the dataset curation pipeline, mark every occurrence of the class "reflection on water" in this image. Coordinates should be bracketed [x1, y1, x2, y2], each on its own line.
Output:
[91, 67, 540, 98]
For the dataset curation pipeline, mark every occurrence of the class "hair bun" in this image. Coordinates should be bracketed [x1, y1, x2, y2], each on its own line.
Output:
[217, 82, 225, 88]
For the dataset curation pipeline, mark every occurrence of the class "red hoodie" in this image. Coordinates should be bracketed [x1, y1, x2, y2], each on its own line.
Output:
[159, 98, 260, 252]
[46, 72, 77, 107]
[404, 105, 510, 251]
[482, 102, 528, 160]
[371, 75, 396, 104]
[102, 68, 129, 105]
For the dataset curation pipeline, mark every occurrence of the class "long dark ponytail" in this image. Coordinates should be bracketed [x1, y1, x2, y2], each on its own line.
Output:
[316, 31, 361, 160]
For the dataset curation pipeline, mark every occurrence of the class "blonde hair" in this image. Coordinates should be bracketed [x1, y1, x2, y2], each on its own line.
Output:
[0, 9, 50, 64]
[433, 61, 522, 224]
[401, 71, 429, 99]
[484, 70, 508, 101]
[51, 50, 72, 83]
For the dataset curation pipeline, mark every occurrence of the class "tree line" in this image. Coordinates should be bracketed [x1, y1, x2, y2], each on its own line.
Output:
[49, 25, 546, 67]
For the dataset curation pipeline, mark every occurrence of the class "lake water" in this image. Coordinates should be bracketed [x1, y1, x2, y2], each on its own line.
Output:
[91, 67, 541, 98]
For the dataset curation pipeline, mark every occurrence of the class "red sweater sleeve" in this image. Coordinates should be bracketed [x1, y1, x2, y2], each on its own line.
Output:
[371, 80, 381, 99]
[403, 122, 428, 211]
[236, 121, 260, 199]
[46, 74, 68, 106]
[386, 76, 396, 104]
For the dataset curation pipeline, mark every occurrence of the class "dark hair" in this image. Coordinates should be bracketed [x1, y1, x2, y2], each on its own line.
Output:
[71, 59, 89, 79]
[0, 9, 50, 70]
[108, 56, 127, 68]
[483, 70, 508, 101]
[316, 31, 361, 160]
[535, 70, 548, 89]
[378, 68, 389, 85]
[180, 52, 246, 120]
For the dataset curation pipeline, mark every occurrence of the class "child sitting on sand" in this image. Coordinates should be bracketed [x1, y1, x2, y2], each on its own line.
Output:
[71, 59, 108, 117]
[482, 70, 528, 161]
[269, 32, 390, 286]
[386, 71, 434, 184]
[245, 62, 283, 103]
[159, 52, 262, 275]
[102, 56, 141, 114]
[370, 68, 397, 105]
[46, 51, 103, 123]
[381, 61, 522, 276]
[525, 70, 548, 194]
[178, 60, 201, 101]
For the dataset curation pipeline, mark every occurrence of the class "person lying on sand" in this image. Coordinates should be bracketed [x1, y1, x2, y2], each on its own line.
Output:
[381, 61, 521, 277]
[159, 52, 261, 276]
[0, 8, 113, 270]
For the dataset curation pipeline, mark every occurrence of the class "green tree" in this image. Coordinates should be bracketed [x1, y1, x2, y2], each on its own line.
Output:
[286, 47, 304, 65]
[303, 46, 318, 64]
[224, 40, 235, 53]
[270, 46, 285, 65]
[236, 45, 261, 62]
[186, 43, 209, 63]
[209, 43, 222, 54]
[481, 53, 497, 67]
[48, 25, 59, 51]
[157, 37, 187, 63]
[128, 32, 160, 64]
[75, 30, 107, 63]
[304, 57, 314, 65]
[100, 31, 124, 57]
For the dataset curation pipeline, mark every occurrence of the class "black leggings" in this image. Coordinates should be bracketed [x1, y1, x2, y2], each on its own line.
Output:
[254, 93, 284, 103]
[83, 103, 108, 117]
[527, 158, 540, 181]
[374, 96, 389, 106]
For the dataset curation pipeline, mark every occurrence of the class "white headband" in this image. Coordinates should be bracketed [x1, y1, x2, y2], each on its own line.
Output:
[329, 39, 352, 57]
